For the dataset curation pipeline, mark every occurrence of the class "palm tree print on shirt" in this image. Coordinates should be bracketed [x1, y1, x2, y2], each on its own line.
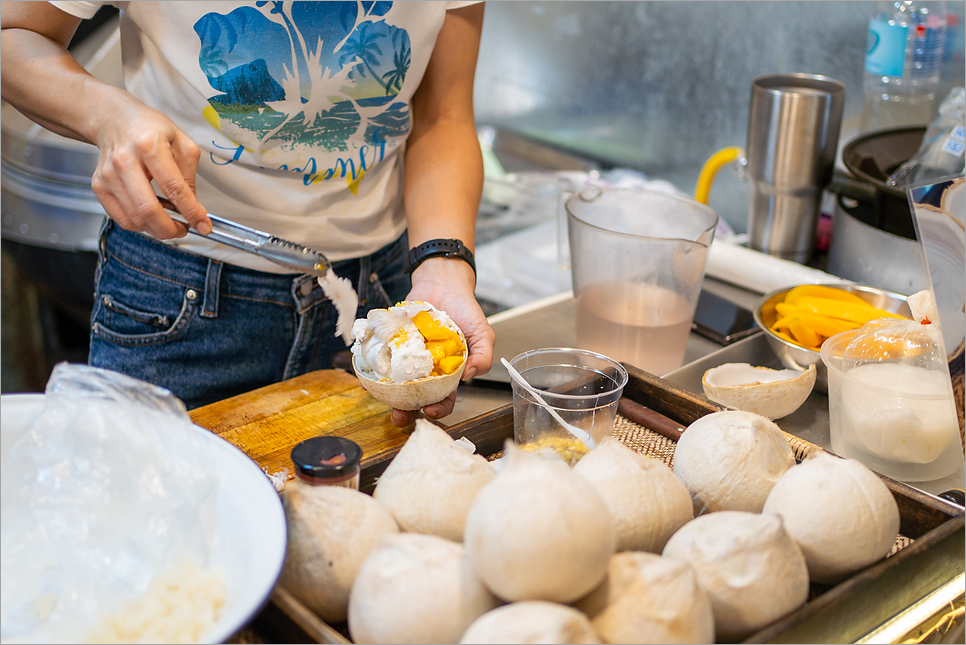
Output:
[194, 1, 411, 174]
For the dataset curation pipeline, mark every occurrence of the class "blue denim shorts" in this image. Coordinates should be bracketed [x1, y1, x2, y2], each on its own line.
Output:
[89, 219, 411, 409]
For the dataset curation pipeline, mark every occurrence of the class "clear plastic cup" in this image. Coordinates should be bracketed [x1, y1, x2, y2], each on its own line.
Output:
[509, 348, 628, 463]
[821, 330, 964, 483]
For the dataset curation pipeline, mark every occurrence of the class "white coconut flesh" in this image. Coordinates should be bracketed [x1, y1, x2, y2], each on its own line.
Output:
[702, 363, 817, 420]
[347, 533, 499, 644]
[279, 482, 399, 623]
[573, 436, 693, 553]
[573, 551, 715, 645]
[459, 601, 600, 645]
[763, 451, 900, 584]
[373, 419, 496, 542]
[673, 410, 795, 515]
[463, 441, 615, 604]
[661, 511, 809, 642]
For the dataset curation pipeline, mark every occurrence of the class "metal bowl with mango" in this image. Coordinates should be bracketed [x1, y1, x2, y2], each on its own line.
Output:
[753, 283, 912, 392]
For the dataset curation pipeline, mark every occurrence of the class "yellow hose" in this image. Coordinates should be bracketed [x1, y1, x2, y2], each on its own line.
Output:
[694, 146, 743, 205]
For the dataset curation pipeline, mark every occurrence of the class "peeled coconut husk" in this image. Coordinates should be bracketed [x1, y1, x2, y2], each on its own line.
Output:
[573, 552, 715, 645]
[573, 436, 693, 553]
[463, 441, 615, 604]
[662, 511, 809, 642]
[373, 419, 495, 542]
[702, 363, 816, 420]
[763, 451, 900, 584]
[279, 482, 399, 623]
[673, 410, 795, 515]
[459, 601, 600, 644]
[347, 533, 499, 644]
[353, 348, 466, 411]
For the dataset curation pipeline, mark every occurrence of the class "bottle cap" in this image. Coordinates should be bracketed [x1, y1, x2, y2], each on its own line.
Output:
[290, 436, 363, 481]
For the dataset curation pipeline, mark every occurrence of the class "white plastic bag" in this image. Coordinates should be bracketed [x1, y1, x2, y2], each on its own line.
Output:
[0, 364, 220, 644]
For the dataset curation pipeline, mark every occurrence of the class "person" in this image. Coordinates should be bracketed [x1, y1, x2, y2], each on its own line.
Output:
[1, 0, 494, 426]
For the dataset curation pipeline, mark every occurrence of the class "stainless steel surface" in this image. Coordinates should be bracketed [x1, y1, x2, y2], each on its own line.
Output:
[471, 2, 966, 236]
[746, 74, 845, 263]
[662, 331, 965, 496]
[827, 193, 931, 296]
[752, 282, 912, 393]
[0, 158, 104, 252]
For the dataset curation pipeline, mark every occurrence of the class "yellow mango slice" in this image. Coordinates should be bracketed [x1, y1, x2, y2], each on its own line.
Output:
[797, 297, 905, 325]
[784, 285, 868, 306]
[413, 310, 452, 341]
[775, 302, 802, 318]
[798, 311, 861, 337]
[788, 316, 821, 348]
[438, 355, 464, 375]
[771, 315, 795, 330]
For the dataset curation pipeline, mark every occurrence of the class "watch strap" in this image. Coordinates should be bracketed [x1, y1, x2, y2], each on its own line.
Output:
[402, 238, 476, 276]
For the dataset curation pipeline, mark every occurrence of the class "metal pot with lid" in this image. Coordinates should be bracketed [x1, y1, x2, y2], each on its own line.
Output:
[826, 127, 931, 296]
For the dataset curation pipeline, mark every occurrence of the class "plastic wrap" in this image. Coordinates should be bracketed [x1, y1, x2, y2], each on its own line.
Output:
[0, 364, 220, 644]
[839, 318, 960, 464]
[888, 87, 966, 188]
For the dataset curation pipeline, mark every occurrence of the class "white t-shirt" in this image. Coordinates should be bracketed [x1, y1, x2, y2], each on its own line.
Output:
[52, 1, 475, 272]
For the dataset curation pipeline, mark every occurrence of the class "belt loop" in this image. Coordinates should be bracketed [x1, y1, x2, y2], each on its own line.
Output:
[357, 255, 372, 308]
[202, 260, 222, 318]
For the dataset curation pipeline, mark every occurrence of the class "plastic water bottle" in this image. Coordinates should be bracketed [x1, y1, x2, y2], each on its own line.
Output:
[861, 0, 948, 132]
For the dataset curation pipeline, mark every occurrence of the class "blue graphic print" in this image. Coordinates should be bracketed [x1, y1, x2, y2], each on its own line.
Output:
[194, 1, 412, 186]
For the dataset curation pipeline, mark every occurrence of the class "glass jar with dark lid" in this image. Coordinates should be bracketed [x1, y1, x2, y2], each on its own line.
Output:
[290, 436, 362, 489]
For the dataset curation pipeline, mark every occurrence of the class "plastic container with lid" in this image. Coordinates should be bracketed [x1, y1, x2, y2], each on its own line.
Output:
[290, 436, 363, 489]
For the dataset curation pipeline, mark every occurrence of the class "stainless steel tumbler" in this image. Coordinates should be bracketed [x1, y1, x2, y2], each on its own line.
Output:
[747, 74, 845, 263]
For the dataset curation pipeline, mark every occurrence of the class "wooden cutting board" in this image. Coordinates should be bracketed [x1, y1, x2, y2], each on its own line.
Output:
[188, 370, 414, 483]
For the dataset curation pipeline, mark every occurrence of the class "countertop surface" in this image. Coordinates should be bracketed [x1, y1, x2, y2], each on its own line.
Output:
[451, 279, 965, 499]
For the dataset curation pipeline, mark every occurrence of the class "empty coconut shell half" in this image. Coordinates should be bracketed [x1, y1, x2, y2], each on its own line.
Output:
[702, 363, 816, 420]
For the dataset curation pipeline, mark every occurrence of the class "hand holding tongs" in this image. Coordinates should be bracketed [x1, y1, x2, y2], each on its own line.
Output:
[157, 196, 330, 278]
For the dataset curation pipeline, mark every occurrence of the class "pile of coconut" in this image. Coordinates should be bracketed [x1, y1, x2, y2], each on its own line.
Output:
[279, 413, 900, 644]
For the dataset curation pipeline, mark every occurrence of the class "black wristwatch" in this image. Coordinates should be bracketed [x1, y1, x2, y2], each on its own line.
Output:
[402, 238, 476, 276]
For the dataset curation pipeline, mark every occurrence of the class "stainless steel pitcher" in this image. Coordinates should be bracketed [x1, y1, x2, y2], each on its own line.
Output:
[746, 74, 845, 263]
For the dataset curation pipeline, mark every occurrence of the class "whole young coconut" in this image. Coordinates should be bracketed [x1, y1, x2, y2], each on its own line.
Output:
[573, 437, 693, 553]
[573, 552, 714, 644]
[673, 410, 795, 515]
[459, 601, 600, 644]
[373, 419, 495, 542]
[763, 451, 900, 584]
[279, 482, 398, 623]
[347, 533, 499, 644]
[662, 511, 809, 642]
[463, 441, 615, 604]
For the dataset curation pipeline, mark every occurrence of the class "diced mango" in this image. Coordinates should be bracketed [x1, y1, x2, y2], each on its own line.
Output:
[784, 285, 868, 306]
[797, 297, 905, 325]
[427, 339, 462, 361]
[426, 342, 447, 363]
[412, 310, 452, 341]
[438, 355, 464, 375]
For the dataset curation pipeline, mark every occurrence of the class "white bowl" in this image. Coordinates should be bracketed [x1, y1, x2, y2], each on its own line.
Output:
[0, 394, 286, 644]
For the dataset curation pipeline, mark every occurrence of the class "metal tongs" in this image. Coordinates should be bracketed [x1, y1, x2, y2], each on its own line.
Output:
[158, 196, 330, 277]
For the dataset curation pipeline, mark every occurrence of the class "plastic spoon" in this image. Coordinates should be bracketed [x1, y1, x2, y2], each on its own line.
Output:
[501, 357, 597, 450]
